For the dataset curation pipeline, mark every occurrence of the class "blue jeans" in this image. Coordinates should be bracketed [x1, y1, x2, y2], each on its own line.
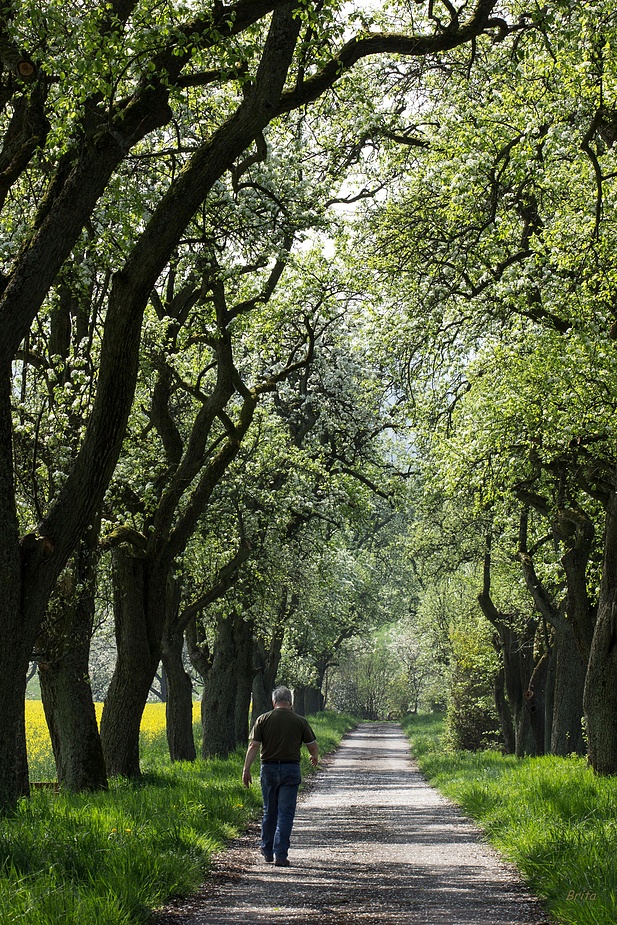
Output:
[260, 762, 302, 860]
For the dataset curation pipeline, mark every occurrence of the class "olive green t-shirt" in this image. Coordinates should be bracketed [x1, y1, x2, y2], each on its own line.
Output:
[250, 708, 316, 762]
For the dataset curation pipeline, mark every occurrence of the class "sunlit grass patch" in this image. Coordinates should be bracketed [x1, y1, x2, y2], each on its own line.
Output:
[7, 708, 356, 924]
[403, 714, 617, 925]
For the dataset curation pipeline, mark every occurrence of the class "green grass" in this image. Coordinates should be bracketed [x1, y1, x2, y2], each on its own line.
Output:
[402, 714, 617, 925]
[0, 710, 356, 925]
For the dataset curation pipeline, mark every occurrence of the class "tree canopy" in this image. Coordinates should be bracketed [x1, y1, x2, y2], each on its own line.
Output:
[4, 0, 617, 808]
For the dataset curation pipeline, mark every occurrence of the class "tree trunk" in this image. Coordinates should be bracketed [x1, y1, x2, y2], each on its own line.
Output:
[161, 626, 196, 762]
[251, 628, 284, 722]
[524, 654, 548, 756]
[0, 372, 32, 807]
[499, 622, 536, 757]
[201, 612, 238, 758]
[493, 665, 515, 754]
[479, 537, 536, 756]
[38, 625, 105, 790]
[293, 686, 306, 716]
[560, 509, 596, 662]
[543, 639, 556, 755]
[100, 549, 163, 777]
[37, 528, 107, 791]
[234, 617, 254, 748]
[584, 488, 617, 774]
[0, 598, 31, 806]
[516, 509, 589, 757]
[478, 568, 537, 758]
[550, 617, 586, 756]
[39, 655, 107, 790]
[303, 687, 324, 715]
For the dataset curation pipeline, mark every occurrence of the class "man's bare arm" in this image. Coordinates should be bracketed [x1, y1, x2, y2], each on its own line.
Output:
[307, 740, 319, 767]
[242, 741, 260, 786]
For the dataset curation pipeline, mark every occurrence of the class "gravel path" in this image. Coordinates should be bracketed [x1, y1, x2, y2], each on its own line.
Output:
[152, 722, 553, 925]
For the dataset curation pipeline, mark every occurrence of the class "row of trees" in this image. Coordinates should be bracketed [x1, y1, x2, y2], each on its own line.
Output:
[6, 0, 617, 809]
[0, 0, 508, 809]
[352, 1, 617, 769]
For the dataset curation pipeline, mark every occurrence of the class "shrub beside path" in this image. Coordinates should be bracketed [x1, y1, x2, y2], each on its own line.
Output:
[152, 722, 552, 924]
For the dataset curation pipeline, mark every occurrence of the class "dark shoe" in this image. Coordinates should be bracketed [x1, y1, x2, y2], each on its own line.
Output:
[260, 849, 274, 863]
[274, 857, 290, 867]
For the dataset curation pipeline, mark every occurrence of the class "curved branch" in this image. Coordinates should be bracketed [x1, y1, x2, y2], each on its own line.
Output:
[177, 541, 252, 631]
[276, 0, 503, 114]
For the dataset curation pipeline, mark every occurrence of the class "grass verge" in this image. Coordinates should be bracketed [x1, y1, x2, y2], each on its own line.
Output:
[1, 709, 356, 925]
[402, 714, 617, 925]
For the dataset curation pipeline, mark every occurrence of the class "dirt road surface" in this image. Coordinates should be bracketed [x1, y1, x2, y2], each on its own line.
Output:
[152, 722, 553, 925]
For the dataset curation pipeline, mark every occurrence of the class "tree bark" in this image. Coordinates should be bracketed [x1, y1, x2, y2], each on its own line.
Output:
[293, 686, 306, 716]
[550, 616, 586, 755]
[584, 488, 617, 774]
[201, 612, 238, 758]
[161, 626, 196, 762]
[234, 617, 255, 748]
[100, 549, 164, 777]
[252, 632, 284, 722]
[516, 508, 589, 757]
[251, 590, 290, 722]
[559, 508, 596, 662]
[37, 528, 107, 790]
[479, 535, 536, 756]
[498, 622, 536, 757]
[0, 371, 31, 807]
[524, 654, 548, 756]
[303, 687, 324, 715]
[493, 664, 515, 754]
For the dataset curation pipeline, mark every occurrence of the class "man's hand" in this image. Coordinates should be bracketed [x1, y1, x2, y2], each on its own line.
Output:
[307, 741, 319, 767]
[242, 740, 260, 787]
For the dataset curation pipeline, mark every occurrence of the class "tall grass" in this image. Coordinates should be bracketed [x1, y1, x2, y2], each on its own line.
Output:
[403, 714, 617, 925]
[2, 705, 356, 925]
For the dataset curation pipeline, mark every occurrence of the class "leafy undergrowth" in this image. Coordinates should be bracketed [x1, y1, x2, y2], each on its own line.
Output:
[403, 714, 617, 925]
[1, 708, 356, 925]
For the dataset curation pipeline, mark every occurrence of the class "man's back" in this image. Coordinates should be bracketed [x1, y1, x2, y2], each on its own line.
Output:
[252, 708, 316, 762]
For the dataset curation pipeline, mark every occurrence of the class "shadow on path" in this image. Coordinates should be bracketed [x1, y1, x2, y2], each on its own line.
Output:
[151, 722, 553, 925]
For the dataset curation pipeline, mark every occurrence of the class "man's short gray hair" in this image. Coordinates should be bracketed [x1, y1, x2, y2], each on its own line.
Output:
[272, 686, 293, 704]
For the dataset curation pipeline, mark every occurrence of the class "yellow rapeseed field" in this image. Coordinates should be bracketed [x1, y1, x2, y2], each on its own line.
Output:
[24, 700, 53, 772]
[25, 700, 201, 776]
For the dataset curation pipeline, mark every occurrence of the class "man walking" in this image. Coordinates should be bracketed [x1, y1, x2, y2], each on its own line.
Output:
[242, 686, 319, 867]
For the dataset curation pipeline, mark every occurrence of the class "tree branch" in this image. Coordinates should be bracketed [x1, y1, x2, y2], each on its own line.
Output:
[178, 541, 252, 631]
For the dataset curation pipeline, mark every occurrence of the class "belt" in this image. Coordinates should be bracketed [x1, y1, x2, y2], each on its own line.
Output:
[261, 759, 300, 765]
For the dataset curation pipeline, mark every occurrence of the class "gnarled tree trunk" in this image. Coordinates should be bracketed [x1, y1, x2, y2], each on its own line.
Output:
[38, 526, 107, 791]
[100, 549, 165, 777]
[550, 616, 586, 756]
[293, 686, 306, 716]
[234, 616, 254, 748]
[493, 664, 515, 754]
[201, 612, 237, 758]
[584, 488, 617, 774]
[251, 590, 291, 723]
[303, 687, 324, 715]
[0, 372, 30, 805]
[252, 635, 283, 721]
[479, 533, 537, 755]
[525, 655, 548, 756]
[162, 625, 196, 762]
[492, 622, 536, 756]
